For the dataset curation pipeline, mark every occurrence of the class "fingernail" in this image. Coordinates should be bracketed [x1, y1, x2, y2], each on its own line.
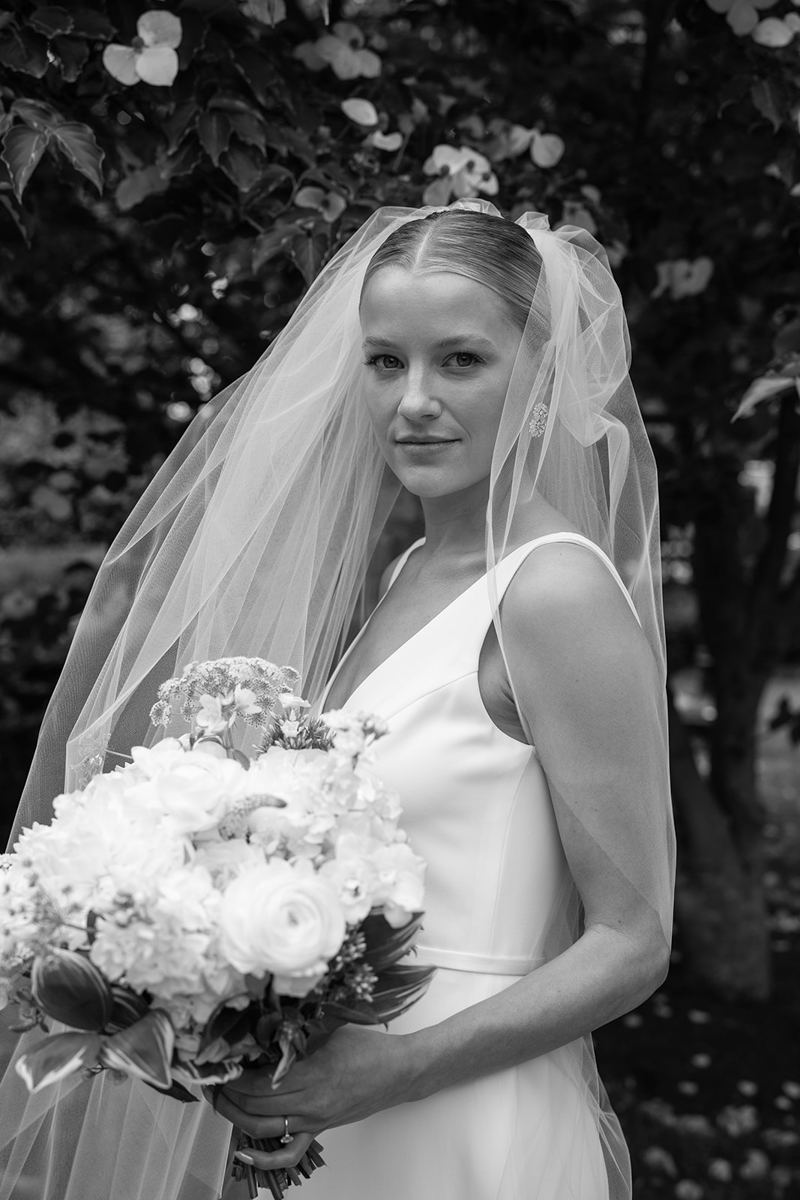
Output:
[234, 1152, 254, 1165]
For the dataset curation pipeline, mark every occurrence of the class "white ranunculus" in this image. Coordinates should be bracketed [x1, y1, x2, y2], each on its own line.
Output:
[219, 860, 346, 983]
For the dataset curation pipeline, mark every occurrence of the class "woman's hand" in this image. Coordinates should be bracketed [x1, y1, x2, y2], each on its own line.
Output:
[210, 1025, 415, 1171]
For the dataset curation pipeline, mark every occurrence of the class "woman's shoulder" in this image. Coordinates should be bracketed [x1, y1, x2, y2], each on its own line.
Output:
[502, 537, 647, 653]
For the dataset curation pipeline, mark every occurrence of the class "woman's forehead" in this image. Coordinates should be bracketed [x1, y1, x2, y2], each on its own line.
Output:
[360, 267, 512, 331]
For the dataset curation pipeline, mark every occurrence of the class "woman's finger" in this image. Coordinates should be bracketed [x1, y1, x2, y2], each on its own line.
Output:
[213, 1090, 305, 1140]
[234, 1130, 317, 1172]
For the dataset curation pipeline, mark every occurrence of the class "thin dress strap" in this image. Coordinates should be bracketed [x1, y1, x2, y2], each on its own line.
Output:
[386, 538, 425, 590]
[496, 532, 641, 626]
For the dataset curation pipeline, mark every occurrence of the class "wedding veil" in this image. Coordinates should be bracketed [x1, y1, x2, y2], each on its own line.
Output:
[1, 199, 674, 1200]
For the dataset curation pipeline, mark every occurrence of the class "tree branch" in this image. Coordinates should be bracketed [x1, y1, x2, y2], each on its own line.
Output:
[747, 391, 800, 670]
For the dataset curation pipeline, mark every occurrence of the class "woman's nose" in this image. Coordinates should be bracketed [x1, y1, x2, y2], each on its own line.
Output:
[397, 373, 440, 421]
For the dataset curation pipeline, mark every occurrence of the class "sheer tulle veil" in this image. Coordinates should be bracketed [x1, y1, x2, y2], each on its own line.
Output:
[0, 199, 674, 1200]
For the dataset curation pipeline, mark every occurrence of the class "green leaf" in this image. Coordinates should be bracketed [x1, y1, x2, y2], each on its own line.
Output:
[732, 375, 797, 422]
[232, 46, 280, 106]
[16, 1031, 102, 1094]
[282, 128, 316, 169]
[0, 29, 49, 77]
[28, 7, 74, 38]
[115, 164, 170, 211]
[198, 112, 232, 167]
[198, 1001, 255, 1062]
[148, 1078, 198, 1103]
[11, 99, 63, 133]
[252, 222, 296, 272]
[228, 111, 268, 153]
[173, 1058, 243, 1084]
[50, 122, 105, 192]
[750, 80, 783, 132]
[163, 139, 202, 179]
[360, 911, 426, 971]
[160, 101, 198, 153]
[320, 998, 381, 1024]
[50, 35, 89, 83]
[106, 985, 150, 1033]
[1, 125, 48, 201]
[369, 963, 436, 1022]
[219, 142, 263, 193]
[254, 1010, 283, 1048]
[289, 228, 326, 285]
[0, 193, 32, 245]
[100, 1010, 175, 1090]
[31, 949, 114, 1031]
[69, 9, 117, 40]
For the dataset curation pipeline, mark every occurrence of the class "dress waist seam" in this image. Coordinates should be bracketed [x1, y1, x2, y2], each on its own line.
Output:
[411, 946, 544, 976]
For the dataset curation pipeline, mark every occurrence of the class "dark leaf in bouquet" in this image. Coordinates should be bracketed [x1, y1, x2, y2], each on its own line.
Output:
[359, 912, 426, 971]
[173, 1058, 243, 1085]
[245, 973, 271, 1001]
[198, 1001, 256, 1063]
[319, 998, 381, 1025]
[272, 1021, 302, 1087]
[255, 1011, 283, 1049]
[369, 963, 436, 1023]
[31, 949, 114, 1031]
[106, 985, 150, 1033]
[100, 1009, 175, 1090]
[15, 1031, 102, 1094]
[148, 1078, 199, 1104]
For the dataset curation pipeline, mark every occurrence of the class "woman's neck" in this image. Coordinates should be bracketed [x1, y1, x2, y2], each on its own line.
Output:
[418, 486, 566, 565]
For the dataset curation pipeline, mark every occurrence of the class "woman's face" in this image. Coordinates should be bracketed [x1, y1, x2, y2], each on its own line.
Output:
[359, 268, 522, 501]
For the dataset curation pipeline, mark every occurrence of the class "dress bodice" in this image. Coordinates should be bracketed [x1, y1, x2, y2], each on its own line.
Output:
[321, 533, 639, 976]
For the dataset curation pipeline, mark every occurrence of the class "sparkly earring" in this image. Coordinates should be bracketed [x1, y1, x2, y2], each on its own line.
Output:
[528, 402, 549, 438]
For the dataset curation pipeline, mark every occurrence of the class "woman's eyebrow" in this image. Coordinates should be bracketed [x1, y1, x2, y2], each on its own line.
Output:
[362, 335, 496, 351]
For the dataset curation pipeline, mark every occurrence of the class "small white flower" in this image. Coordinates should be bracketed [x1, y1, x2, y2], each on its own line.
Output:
[103, 11, 183, 88]
[422, 145, 499, 206]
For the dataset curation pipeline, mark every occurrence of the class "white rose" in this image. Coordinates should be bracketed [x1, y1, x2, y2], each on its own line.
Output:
[219, 860, 346, 986]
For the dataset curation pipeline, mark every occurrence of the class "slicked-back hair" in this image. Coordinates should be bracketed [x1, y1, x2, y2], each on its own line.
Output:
[361, 209, 543, 333]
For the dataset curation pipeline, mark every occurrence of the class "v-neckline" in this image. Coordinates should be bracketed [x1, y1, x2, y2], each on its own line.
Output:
[320, 539, 491, 711]
[318, 530, 638, 713]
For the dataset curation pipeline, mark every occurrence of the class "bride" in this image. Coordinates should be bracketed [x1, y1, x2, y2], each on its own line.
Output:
[0, 201, 674, 1200]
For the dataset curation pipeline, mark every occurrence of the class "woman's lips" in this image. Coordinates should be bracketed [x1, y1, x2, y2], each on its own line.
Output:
[395, 438, 459, 454]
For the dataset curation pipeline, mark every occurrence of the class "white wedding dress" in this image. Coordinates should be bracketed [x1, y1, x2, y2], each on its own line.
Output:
[0, 533, 636, 1200]
[302, 532, 639, 1200]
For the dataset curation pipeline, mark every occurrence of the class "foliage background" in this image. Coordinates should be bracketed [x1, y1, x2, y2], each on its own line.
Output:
[1, 0, 799, 1194]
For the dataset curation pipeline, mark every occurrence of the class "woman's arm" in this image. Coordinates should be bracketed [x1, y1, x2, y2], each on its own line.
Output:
[214, 542, 671, 1165]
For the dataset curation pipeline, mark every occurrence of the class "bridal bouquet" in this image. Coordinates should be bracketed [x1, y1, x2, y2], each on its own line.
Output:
[0, 657, 434, 1200]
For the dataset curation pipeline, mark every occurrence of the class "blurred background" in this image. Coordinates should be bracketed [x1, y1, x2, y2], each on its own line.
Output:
[1, 0, 799, 1194]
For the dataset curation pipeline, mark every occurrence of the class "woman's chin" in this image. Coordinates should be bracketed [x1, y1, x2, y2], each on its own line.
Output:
[396, 469, 490, 503]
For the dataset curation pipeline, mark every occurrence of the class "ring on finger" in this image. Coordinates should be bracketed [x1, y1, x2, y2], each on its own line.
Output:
[280, 1116, 294, 1145]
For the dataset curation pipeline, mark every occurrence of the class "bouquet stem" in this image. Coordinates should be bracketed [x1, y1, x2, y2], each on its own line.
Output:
[232, 1132, 326, 1199]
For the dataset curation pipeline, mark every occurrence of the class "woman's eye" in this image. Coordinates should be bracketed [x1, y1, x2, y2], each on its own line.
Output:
[447, 352, 481, 368]
[365, 354, 402, 371]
